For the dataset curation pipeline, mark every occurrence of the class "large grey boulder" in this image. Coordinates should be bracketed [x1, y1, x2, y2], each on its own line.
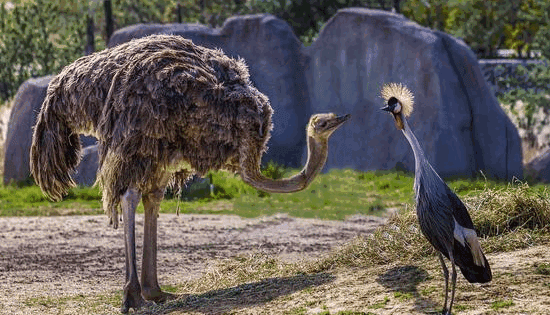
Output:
[3, 76, 52, 185]
[304, 8, 523, 180]
[108, 14, 309, 168]
[525, 148, 550, 183]
[73, 144, 99, 187]
[3, 76, 97, 186]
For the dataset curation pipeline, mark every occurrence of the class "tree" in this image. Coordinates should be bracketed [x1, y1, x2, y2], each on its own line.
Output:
[503, 0, 549, 58]
[401, 0, 450, 32]
[0, 0, 85, 101]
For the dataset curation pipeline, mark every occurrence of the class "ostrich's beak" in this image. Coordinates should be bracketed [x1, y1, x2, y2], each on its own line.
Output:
[330, 114, 351, 129]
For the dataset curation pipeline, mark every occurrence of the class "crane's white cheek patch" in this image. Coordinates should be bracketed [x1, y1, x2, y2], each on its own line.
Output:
[453, 219, 485, 267]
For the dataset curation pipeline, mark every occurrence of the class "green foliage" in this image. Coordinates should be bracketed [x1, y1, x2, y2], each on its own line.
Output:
[254, 0, 395, 45]
[0, 0, 85, 102]
[503, 0, 549, 58]
[2, 0, 548, 104]
[533, 24, 550, 60]
[497, 59, 550, 154]
[91, 0, 257, 39]
[401, 0, 450, 32]
[403, 0, 550, 59]
[261, 160, 287, 180]
[446, 0, 514, 57]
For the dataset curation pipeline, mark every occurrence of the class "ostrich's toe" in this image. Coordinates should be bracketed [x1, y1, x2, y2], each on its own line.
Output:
[142, 289, 177, 304]
[120, 286, 154, 314]
[120, 296, 154, 314]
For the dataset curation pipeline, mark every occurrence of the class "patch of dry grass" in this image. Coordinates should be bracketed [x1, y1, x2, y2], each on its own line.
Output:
[311, 207, 432, 271]
[312, 181, 550, 272]
[137, 253, 335, 315]
[469, 181, 550, 252]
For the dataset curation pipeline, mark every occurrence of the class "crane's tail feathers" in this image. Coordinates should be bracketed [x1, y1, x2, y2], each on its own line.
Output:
[459, 255, 492, 283]
[454, 241, 492, 283]
[30, 102, 81, 201]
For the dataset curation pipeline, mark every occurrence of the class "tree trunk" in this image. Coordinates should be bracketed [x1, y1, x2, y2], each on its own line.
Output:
[85, 12, 94, 56]
[104, 0, 113, 45]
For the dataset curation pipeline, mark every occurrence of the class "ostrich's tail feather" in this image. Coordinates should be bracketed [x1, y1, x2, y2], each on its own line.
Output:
[30, 95, 81, 202]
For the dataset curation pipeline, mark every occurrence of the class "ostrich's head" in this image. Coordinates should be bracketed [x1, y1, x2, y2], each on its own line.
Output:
[380, 83, 414, 130]
[307, 113, 351, 141]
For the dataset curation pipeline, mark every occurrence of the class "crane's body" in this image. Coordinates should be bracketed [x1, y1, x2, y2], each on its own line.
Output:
[381, 83, 491, 314]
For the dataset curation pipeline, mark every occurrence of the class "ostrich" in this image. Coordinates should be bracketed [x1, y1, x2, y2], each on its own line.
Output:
[30, 34, 349, 313]
[380, 83, 491, 315]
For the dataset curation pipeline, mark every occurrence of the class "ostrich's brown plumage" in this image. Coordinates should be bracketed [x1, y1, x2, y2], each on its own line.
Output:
[31, 34, 272, 226]
[30, 34, 349, 313]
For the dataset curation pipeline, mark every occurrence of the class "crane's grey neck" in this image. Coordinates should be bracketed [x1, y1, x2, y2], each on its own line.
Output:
[400, 117, 444, 197]
[240, 135, 328, 193]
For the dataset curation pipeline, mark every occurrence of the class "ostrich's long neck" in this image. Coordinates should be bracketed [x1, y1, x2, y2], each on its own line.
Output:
[240, 135, 328, 193]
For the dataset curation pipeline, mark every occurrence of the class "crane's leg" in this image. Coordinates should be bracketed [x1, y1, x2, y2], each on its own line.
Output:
[438, 253, 449, 314]
[448, 260, 457, 315]
[141, 187, 176, 303]
[121, 187, 150, 313]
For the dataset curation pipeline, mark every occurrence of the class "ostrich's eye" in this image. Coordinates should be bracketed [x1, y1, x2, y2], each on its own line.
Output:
[318, 121, 327, 129]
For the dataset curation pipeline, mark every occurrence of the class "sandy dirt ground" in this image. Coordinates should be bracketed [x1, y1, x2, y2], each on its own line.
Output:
[0, 213, 386, 314]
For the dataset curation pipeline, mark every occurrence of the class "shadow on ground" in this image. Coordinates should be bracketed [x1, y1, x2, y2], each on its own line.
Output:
[377, 265, 440, 313]
[136, 272, 335, 314]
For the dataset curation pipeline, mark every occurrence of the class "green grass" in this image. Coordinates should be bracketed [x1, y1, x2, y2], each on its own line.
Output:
[1, 169, 548, 222]
[534, 262, 550, 275]
[159, 168, 416, 220]
[393, 291, 413, 301]
[24, 292, 119, 313]
[368, 296, 390, 309]
[491, 299, 515, 310]
[0, 184, 102, 216]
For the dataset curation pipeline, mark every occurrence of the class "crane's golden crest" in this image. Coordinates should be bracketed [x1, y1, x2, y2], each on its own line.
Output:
[380, 83, 414, 117]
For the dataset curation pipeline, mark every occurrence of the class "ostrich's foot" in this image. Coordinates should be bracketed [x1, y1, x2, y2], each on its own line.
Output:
[120, 284, 154, 313]
[142, 288, 177, 303]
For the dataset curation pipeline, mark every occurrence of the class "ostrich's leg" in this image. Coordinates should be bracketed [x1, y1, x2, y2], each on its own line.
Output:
[120, 187, 148, 313]
[141, 188, 176, 303]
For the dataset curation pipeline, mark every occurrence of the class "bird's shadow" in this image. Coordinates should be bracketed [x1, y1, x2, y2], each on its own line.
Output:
[376, 265, 441, 314]
[136, 272, 335, 314]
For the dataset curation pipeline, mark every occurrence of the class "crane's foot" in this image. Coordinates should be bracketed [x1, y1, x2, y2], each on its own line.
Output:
[142, 288, 177, 304]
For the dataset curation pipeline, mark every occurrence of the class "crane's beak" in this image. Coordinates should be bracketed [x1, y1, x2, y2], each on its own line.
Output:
[381, 105, 391, 112]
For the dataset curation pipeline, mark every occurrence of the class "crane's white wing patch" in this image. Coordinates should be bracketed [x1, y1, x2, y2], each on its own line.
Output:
[453, 218, 485, 267]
